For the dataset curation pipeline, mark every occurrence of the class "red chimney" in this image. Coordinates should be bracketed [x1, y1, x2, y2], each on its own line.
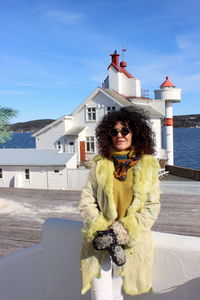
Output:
[110, 50, 120, 67]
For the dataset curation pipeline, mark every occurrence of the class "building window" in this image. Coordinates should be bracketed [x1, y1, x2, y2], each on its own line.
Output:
[86, 136, 95, 153]
[107, 106, 115, 112]
[57, 141, 61, 149]
[0, 168, 2, 179]
[25, 169, 30, 180]
[87, 107, 96, 121]
[54, 169, 60, 174]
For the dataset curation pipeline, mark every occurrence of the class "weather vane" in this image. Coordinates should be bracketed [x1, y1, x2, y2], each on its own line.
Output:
[122, 48, 127, 61]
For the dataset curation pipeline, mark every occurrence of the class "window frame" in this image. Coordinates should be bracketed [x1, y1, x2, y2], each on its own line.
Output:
[86, 107, 96, 122]
[86, 136, 95, 153]
[57, 141, 61, 150]
[25, 168, 30, 180]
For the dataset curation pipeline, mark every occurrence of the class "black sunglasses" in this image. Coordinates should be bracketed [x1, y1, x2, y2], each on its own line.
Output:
[109, 127, 131, 137]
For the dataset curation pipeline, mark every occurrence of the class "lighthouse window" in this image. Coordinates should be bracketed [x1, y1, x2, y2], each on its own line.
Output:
[87, 107, 96, 121]
[86, 136, 95, 153]
[0, 168, 2, 179]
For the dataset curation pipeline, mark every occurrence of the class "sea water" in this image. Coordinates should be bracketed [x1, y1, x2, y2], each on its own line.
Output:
[0, 132, 35, 149]
[0, 129, 200, 170]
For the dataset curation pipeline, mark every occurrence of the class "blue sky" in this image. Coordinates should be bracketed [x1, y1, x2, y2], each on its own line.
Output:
[1, 0, 200, 123]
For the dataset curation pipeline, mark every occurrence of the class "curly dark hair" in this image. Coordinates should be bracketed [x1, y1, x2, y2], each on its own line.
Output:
[95, 106, 155, 158]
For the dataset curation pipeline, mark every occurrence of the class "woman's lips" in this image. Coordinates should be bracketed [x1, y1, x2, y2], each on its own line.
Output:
[116, 140, 126, 143]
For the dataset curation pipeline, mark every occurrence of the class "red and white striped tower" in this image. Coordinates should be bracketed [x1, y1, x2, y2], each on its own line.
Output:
[154, 76, 182, 165]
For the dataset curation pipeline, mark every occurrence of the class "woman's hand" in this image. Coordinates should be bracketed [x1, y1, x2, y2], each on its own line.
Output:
[92, 229, 127, 266]
[92, 229, 117, 250]
[110, 221, 129, 245]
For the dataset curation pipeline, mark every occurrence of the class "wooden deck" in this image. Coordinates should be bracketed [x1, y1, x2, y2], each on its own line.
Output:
[0, 187, 200, 257]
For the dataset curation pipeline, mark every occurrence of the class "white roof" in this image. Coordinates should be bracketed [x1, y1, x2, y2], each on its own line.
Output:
[65, 126, 85, 136]
[0, 149, 74, 166]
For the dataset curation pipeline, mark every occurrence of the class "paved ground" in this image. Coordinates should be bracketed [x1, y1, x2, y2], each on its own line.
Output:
[0, 187, 200, 256]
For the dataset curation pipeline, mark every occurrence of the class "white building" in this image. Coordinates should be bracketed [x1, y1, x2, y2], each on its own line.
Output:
[0, 51, 182, 190]
[33, 50, 181, 166]
[0, 149, 77, 190]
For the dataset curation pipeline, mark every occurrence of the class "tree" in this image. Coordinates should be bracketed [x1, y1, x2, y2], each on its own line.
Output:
[0, 106, 17, 143]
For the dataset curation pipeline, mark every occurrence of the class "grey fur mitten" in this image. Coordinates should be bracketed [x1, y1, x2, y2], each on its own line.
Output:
[110, 221, 129, 245]
[108, 244, 126, 266]
[92, 229, 116, 250]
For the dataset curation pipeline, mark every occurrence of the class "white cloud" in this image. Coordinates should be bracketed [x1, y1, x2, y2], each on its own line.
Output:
[0, 90, 34, 95]
[176, 33, 200, 52]
[44, 10, 83, 25]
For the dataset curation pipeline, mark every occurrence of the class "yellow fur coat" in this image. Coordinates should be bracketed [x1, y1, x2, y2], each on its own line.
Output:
[79, 154, 160, 295]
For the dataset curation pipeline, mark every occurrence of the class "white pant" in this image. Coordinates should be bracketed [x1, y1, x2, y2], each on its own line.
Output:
[91, 255, 124, 300]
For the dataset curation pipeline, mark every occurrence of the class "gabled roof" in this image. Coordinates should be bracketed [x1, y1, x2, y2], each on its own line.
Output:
[131, 101, 164, 117]
[108, 50, 134, 78]
[65, 126, 85, 136]
[102, 88, 131, 106]
[108, 63, 134, 78]
[71, 87, 131, 116]
[72, 87, 163, 118]
[160, 76, 175, 88]
[0, 149, 74, 166]
[32, 115, 72, 137]
[71, 88, 101, 116]
[103, 88, 163, 117]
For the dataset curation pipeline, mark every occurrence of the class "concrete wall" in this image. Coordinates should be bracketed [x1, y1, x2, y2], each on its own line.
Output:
[0, 218, 200, 300]
[0, 244, 44, 300]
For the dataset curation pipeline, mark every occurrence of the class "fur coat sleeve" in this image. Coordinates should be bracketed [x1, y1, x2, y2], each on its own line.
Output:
[78, 159, 112, 242]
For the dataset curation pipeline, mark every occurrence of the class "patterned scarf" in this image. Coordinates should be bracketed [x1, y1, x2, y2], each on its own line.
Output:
[112, 149, 140, 181]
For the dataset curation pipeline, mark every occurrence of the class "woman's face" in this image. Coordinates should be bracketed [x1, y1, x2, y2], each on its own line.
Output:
[111, 121, 132, 151]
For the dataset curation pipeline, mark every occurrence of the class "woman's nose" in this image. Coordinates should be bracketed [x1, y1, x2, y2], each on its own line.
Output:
[116, 131, 123, 137]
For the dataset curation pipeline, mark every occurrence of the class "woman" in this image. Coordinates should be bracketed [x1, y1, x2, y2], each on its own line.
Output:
[79, 106, 160, 299]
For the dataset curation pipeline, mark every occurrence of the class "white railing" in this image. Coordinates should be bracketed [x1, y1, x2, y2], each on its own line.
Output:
[0, 218, 200, 300]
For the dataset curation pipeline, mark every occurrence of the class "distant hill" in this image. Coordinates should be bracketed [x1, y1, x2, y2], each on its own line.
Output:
[173, 114, 200, 128]
[9, 114, 200, 132]
[9, 119, 55, 132]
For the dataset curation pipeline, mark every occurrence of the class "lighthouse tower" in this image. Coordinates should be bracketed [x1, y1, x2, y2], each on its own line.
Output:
[154, 76, 181, 165]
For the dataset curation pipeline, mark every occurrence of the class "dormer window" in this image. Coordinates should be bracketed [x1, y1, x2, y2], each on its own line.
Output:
[86, 107, 96, 121]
